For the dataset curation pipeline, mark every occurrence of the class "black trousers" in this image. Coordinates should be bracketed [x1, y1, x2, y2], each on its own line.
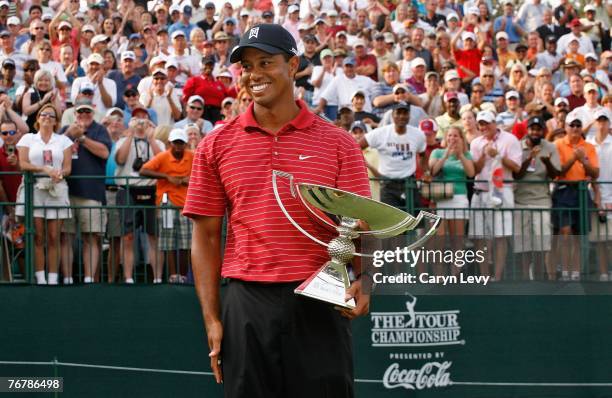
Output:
[221, 279, 354, 398]
[380, 178, 422, 211]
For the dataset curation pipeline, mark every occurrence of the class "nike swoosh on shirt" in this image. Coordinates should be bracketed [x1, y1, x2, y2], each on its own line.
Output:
[299, 155, 315, 160]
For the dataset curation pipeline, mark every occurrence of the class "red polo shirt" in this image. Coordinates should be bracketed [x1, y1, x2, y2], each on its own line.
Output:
[182, 74, 228, 107]
[453, 48, 482, 79]
[0, 147, 21, 202]
[183, 100, 371, 283]
[356, 54, 378, 81]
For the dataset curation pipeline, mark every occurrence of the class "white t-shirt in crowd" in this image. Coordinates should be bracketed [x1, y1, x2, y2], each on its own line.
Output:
[365, 124, 426, 179]
[71, 76, 117, 115]
[320, 73, 376, 111]
[16, 132, 73, 170]
[310, 66, 341, 106]
[39, 60, 68, 84]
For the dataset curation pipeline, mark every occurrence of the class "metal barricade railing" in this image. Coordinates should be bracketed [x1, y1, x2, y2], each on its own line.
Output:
[0, 172, 610, 284]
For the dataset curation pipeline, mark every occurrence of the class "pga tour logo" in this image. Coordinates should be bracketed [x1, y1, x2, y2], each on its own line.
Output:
[370, 296, 464, 347]
[383, 361, 452, 390]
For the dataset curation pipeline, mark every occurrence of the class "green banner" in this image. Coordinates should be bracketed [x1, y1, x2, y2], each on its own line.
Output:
[0, 286, 611, 397]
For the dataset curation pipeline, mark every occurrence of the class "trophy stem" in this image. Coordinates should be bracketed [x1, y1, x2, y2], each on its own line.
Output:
[294, 217, 358, 309]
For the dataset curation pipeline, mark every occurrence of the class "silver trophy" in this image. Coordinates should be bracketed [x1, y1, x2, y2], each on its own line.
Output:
[272, 170, 441, 309]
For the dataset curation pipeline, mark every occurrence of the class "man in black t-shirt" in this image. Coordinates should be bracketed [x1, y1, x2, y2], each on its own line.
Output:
[295, 35, 321, 106]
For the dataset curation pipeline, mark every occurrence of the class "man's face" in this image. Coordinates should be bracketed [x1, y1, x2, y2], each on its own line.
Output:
[240, 48, 298, 109]
[88, 61, 101, 76]
[76, 107, 95, 127]
[339, 109, 354, 125]
[546, 41, 556, 53]
[170, 140, 186, 156]
[383, 68, 399, 85]
[506, 95, 519, 110]
[173, 35, 187, 51]
[392, 108, 410, 128]
[2, 65, 15, 80]
[354, 44, 365, 57]
[596, 117, 610, 133]
[351, 127, 365, 142]
[497, 37, 508, 50]
[426, 0, 436, 13]
[411, 29, 423, 45]
[504, 3, 513, 16]
[413, 64, 425, 80]
[543, 9, 552, 24]
[202, 61, 214, 75]
[567, 119, 583, 138]
[1, 122, 19, 145]
[343, 63, 355, 78]
[586, 57, 597, 70]
[478, 120, 495, 136]
[585, 88, 598, 103]
[124, 92, 140, 108]
[447, 98, 459, 114]
[121, 58, 134, 74]
[569, 76, 583, 95]
[305, 39, 317, 53]
[480, 71, 494, 87]
[187, 100, 204, 120]
[31, 21, 45, 37]
[571, 25, 581, 35]
[205, 6, 215, 18]
[528, 125, 543, 141]
[586, 10, 595, 21]
[215, 39, 228, 53]
[30, 9, 42, 20]
[352, 95, 365, 111]
[393, 88, 407, 102]
[471, 85, 484, 102]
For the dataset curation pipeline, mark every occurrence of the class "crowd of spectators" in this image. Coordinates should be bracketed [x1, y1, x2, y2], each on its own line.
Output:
[0, 0, 610, 285]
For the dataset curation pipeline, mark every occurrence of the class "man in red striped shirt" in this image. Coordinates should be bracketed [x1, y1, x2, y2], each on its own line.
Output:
[183, 24, 371, 398]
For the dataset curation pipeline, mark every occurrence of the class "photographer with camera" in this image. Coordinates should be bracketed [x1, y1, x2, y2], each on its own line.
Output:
[114, 107, 165, 284]
[58, 98, 112, 284]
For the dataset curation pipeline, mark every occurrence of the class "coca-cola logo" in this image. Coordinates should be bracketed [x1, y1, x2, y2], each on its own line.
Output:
[382, 361, 452, 390]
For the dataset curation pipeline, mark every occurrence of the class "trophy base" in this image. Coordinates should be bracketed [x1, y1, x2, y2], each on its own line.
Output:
[294, 261, 356, 309]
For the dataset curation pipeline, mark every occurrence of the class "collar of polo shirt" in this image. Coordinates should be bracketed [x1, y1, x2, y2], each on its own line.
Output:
[238, 99, 314, 133]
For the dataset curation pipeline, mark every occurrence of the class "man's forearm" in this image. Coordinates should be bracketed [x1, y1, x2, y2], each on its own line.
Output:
[192, 219, 224, 327]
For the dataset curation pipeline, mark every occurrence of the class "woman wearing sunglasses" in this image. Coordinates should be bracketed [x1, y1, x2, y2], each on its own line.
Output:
[15, 104, 73, 285]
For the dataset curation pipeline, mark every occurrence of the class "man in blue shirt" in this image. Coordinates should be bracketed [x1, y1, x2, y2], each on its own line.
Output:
[122, 88, 158, 126]
[59, 99, 113, 284]
[168, 4, 196, 40]
[107, 51, 141, 109]
[493, 0, 526, 45]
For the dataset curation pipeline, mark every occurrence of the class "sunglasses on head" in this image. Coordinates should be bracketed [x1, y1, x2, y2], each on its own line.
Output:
[189, 105, 203, 111]
[1, 130, 16, 136]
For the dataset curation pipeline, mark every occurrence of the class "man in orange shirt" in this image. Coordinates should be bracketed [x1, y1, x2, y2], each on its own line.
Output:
[140, 129, 194, 284]
[553, 110, 599, 281]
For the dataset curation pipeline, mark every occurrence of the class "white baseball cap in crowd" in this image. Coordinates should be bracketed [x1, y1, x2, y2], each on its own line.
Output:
[467, 6, 479, 15]
[168, 128, 188, 143]
[496, 31, 509, 41]
[81, 24, 95, 33]
[187, 95, 205, 106]
[165, 58, 178, 69]
[585, 4, 596, 12]
[7, 16, 20, 26]
[105, 107, 124, 117]
[171, 30, 186, 40]
[444, 69, 460, 82]
[411, 57, 426, 68]
[505, 90, 519, 100]
[149, 55, 167, 67]
[461, 31, 476, 42]
[446, 12, 459, 22]
[288, 4, 299, 13]
[121, 51, 136, 61]
[476, 110, 496, 123]
[87, 53, 104, 65]
[595, 108, 611, 120]
[585, 52, 598, 61]
[584, 82, 599, 93]
[554, 97, 569, 107]
[565, 110, 582, 125]
[41, 13, 53, 21]
[58, 21, 72, 30]
[392, 83, 409, 93]
[221, 97, 235, 107]
[91, 34, 109, 46]
[353, 39, 366, 48]
[169, 3, 181, 13]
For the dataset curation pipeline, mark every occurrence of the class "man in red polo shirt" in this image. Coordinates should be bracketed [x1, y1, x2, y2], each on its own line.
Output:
[451, 26, 484, 84]
[182, 56, 228, 124]
[184, 24, 371, 398]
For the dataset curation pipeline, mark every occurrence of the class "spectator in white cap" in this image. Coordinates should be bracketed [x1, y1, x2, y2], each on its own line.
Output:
[469, 109, 522, 281]
[406, 57, 427, 95]
[496, 90, 527, 133]
[140, 127, 194, 284]
[21, 18, 47, 56]
[546, 97, 570, 136]
[451, 24, 485, 84]
[494, 31, 517, 71]
[557, 18, 595, 57]
[71, 53, 117, 114]
[61, 82, 105, 127]
[78, 24, 95, 61]
[443, 69, 469, 106]
[140, 68, 182, 126]
[573, 82, 604, 139]
[587, 108, 612, 281]
[579, 5, 603, 51]
[282, 3, 300, 43]
[583, 52, 611, 92]
[107, 51, 142, 110]
[48, 1, 82, 60]
[0, 30, 29, 86]
[169, 30, 200, 86]
[7, 16, 28, 50]
[35, 40, 68, 89]
[175, 95, 213, 134]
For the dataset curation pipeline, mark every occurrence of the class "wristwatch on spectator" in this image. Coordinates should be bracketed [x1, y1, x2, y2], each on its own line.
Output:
[78, 135, 86, 143]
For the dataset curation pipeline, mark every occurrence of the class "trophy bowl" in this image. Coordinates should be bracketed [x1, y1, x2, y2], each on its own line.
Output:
[272, 170, 441, 309]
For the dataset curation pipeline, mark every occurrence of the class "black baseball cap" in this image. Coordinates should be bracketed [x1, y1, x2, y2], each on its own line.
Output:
[230, 23, 298, 63]
[394, 101, 410, 111]
[527, 116, 544, 128]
